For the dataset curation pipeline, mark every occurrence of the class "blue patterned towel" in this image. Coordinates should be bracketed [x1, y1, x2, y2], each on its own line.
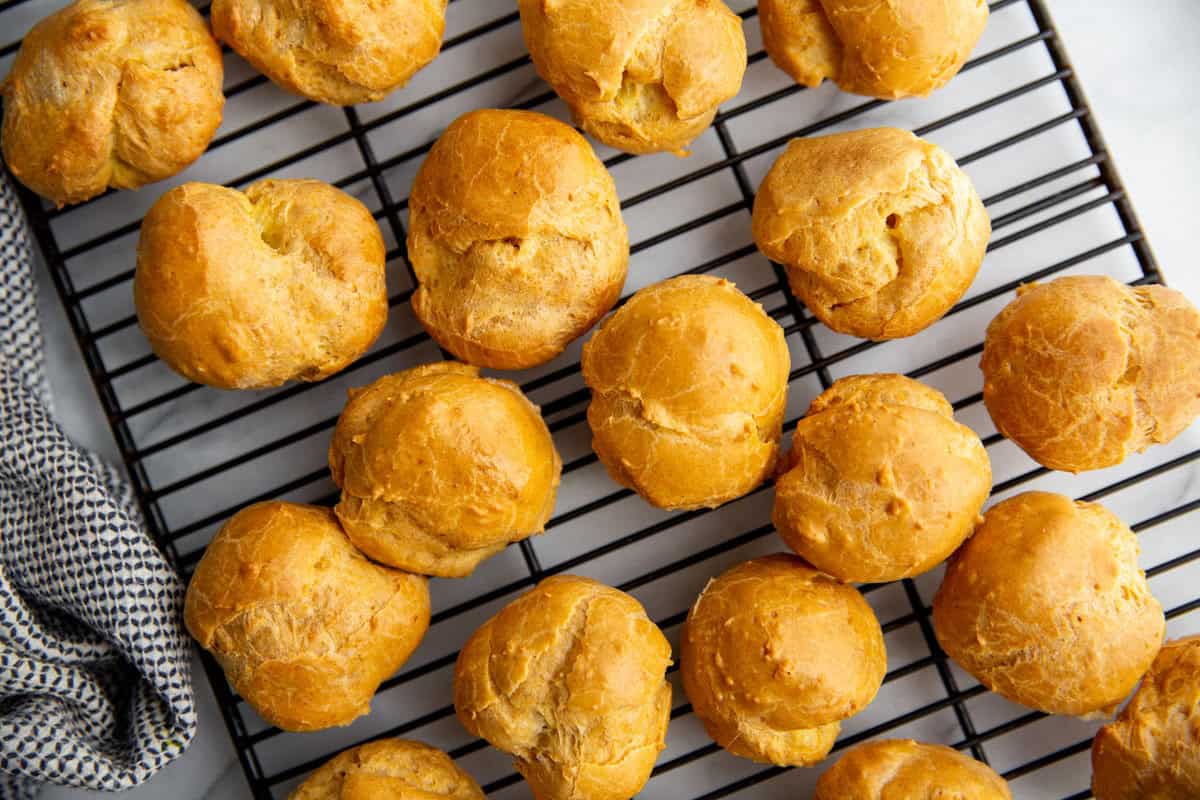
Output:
[0, 173, 196, 797]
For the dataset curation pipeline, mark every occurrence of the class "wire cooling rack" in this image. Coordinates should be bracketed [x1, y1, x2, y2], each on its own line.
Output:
[3, 0, 1199, 797]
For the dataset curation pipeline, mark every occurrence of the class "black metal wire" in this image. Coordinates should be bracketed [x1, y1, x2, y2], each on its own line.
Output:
[3, 0, 1196, 797]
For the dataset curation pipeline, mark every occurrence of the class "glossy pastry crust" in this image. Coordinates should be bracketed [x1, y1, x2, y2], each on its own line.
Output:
[1, 0, 224, 206]
[681, 554, 886, 766]
[290, 738, 484, 800]
[773, 374, 991, 582]
[581, 275, 791, 510]
[981, 275, 1200, 472]
[517, 0, 746, 154]
[933, 491, 1164, 717]
[211, 0, 446, 105]
[760, 0, 989, 99]
[753, 127, 990, 339]
[1092, 636, 1200, 800]
[329, 362, 562, 578]
[134, 179, 388, 389]
[184, 502, 431, 732]
[454, 575, 672, 800]
[408, 109, 628, 370]
[814, 739, 1012, 799]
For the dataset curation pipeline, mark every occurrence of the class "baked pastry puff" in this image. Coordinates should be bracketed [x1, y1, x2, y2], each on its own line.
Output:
[184, 501, 430, 732]
[982, 275, 1200, 472]
[774, 374, 991, 582]
[681, 554, 886, 765]
[753, 128, 989, 340]
[2, 0, 223, 206]
[408, 109, 628, 370]
[135, 179, 388, 389]
[290, 738, 483, 800]
[517, 0, 746, 154]
[329, 362, 561, 578]
[759, 0, 988, 99]
[1091, 636, 1200, 800]
[212, 0, 447, 105]
[815, 739, 1011, 799]
[581, 275, 790, 510]
[454, 575, 672, 800]
[934, 492, 1164, 717]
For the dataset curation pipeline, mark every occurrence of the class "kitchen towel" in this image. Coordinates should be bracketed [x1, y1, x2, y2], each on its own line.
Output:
[0, 173, 196, 798]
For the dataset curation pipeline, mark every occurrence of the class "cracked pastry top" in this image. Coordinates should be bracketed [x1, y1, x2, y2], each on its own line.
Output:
[681, 554, 886, 766]
[773, 373, 992, 583]
[759, 0, 989, 100]
[933, 491, 1165, 717]
[1, 0, 224, 206]
[290, 738, 484, 800]
[517, 0, 747, 155]
[752, 127, 990, 340]
[184, 501, 431, 732]
[408, 109, 629, 370]
[329, 362, 562, 579]
[580, 274, 790, 511]
[453, 575, 672, 800]
[815, 739, 1012, 799]
[981, 275, 1200, 473]
[211, 0, 447, 106]
[1091, 635, 1200, 800]
[134, 178, 388, 389]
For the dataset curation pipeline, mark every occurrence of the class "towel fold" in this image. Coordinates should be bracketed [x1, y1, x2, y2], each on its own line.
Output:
[0, 173, 197, 797]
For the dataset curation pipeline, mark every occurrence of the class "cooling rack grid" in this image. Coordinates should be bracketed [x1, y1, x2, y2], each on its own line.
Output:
[2, 0, 1198, 796]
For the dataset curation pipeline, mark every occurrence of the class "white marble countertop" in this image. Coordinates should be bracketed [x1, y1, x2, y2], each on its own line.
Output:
[29, 1, 1200, 798]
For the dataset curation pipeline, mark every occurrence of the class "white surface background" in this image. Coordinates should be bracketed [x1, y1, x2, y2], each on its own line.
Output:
[24, 1, 1200, 798]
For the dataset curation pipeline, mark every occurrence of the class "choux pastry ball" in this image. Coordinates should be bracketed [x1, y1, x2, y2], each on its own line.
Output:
[773, 374, 991, 582]
[760, 0, 989, 100]
[2, 0, 224, 206]
[581, 275, 790, 510]
[681, 554, 886, 766]
[290, 738, 483, 800]
[329, 362, 561, 578]
[1091, 636, 1200, 800]
[517, 0, 746, 154]
[134, 179, 388, 390]
[981, 275, 1200, 472]
[753, 127, 990, 340]
[454, 575, 671, 800]
[408, 109, 628, 370]
[814, 739, 1011, 799]
[933, 491, 1164, 717]
[184, 501, 430, 732]
[212, 0, 447, 105]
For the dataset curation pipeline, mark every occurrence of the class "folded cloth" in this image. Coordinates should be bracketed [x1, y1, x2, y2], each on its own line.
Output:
[0, 173, 196, 796]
